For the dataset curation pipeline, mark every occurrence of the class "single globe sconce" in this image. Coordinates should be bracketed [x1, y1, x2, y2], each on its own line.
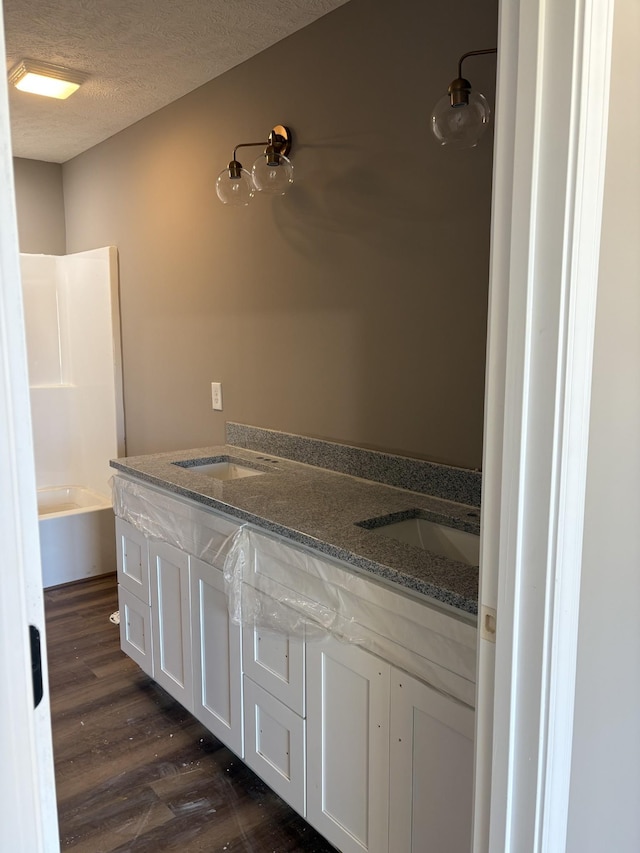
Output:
[216, 124, 293, 206]
[431, 48, 497, 149]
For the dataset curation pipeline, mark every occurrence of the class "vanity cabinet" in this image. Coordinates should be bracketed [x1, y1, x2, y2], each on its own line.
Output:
[114, 477, 477, 853]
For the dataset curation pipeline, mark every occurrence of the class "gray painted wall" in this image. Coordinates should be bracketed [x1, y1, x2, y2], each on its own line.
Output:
[58, 0, 497, 466]
[567, 0, 640, 849]
[13, 158, 65, 254]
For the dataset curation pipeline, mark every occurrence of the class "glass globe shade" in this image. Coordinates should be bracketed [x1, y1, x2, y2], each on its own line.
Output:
[431, 91, 491, 149]
[215, 167, 254, 205]
[251, 154, 294, 194]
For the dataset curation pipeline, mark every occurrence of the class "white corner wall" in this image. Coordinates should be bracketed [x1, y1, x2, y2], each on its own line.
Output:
[566, 0, 640, 849]
[22, 247, 124, 497]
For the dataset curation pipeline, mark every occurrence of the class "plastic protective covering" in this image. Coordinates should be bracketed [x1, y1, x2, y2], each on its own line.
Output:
[112, 475, 477, 706]
[113, 475, 240, 567]
[223, 525, 368, 644]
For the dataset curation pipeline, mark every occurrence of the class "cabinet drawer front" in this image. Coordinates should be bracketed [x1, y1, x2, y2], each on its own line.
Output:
[191, 557, 243, 757]
[243, 676, 306, 816]
[242, 594, 305, 716]
[118, 585, 153, 676]
[116, 517, 150, 603]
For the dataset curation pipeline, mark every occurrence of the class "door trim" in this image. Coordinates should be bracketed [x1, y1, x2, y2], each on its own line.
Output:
[476, 0, 615, 849]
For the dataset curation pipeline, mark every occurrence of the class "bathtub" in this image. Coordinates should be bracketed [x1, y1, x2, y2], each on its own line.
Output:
[38, 486, 116, 588]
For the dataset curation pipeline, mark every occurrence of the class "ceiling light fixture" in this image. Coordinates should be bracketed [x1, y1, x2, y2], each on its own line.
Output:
[431, 49, 497, 149]
[8, 59, 88, 100]
[216, 125, 293, 206]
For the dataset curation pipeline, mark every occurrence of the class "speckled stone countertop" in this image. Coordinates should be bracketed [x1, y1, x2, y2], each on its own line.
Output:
[110, 441, 480, 617]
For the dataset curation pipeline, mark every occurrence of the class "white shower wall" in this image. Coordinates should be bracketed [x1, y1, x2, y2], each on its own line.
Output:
[21, 247, 124, 587]
[21, 246, 124, 497]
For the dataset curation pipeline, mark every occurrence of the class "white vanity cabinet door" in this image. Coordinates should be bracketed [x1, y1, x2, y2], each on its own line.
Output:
[118, 585, 153, 676]
[306, 635, 390, 853]
[115, 517, 150, 603]
[243, 676, 306, 815]
[190, 556, 243, 757]
[149, 539, 193, 710]
[242, 596, 305, 716]
[389, 668, 474, 853]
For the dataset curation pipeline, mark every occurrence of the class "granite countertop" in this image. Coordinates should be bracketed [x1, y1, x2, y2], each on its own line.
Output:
[110, 438, 480, 617]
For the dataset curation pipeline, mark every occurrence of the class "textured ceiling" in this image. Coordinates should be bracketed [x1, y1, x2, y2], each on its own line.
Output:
[4, 0, 349, 163]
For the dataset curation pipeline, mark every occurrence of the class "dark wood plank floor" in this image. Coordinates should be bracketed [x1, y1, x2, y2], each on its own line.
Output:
[44, 575, 337, 853]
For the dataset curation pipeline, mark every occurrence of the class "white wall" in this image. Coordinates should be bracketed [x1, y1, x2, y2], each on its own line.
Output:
[566, 0, 640, 849]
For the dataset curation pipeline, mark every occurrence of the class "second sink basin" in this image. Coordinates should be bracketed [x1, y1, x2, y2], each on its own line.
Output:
[359, 514, 480, 566]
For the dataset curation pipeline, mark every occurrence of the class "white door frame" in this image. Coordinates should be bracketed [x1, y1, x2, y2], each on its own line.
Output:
[0, 10, 59, 852]
[0, 0, 617, 850]
[474, 0, 614, 850]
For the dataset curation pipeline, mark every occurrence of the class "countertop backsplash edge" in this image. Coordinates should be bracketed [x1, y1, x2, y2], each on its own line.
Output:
[226, 422, 482, 507]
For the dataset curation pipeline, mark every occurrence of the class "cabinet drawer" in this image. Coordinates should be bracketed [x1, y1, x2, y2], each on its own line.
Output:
[243, 676, 305, 816]
[242, 597, 305, 716]
[118, 584, 153, 676]
[115, 517, 150, 603]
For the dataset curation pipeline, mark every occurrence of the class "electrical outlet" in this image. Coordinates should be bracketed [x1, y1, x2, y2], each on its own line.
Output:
[211, 382, 223, 411]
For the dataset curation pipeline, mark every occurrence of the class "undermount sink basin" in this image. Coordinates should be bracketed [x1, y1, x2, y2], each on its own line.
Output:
[173, 456, 266, 481]
[362, 516, 480, 566]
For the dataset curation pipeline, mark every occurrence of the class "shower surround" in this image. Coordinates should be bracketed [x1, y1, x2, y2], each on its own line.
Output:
[21, 246, 124, 587]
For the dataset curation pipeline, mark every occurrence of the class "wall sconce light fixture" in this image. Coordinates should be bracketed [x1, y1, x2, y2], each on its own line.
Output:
[216, 125, 293, 206]
[431, 49, 497, 149]
[8, 59, 88, 100]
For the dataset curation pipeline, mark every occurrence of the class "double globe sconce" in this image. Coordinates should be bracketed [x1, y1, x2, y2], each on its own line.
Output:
[216, 124, 293, 206]
[215, 49, 496, 205]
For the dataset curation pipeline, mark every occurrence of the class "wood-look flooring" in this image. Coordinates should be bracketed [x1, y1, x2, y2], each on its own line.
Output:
[45, 575, 337, 852]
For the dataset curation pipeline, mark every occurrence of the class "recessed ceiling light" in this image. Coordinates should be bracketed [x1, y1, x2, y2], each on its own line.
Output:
[8, 59, 88, 100]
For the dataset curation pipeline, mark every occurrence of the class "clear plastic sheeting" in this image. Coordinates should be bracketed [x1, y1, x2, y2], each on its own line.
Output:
[112, 474, 477, 707]
[112, 475, 240, 569]
[223, 526, 368, 644]
[223, 526, 477, 707]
